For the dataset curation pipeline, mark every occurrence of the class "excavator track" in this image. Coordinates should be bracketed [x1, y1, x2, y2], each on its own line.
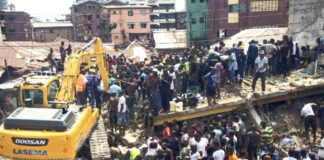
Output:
[89, 117, 111, 160]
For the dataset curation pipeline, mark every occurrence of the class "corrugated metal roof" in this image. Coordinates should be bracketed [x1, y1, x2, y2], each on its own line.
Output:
[153, 30, 187, 49]
[0, 40, 117, 69]
[32, 22, 73, 28]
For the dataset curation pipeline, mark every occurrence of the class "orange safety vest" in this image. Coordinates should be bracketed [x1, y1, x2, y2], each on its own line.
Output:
[76, 74, 86, 92]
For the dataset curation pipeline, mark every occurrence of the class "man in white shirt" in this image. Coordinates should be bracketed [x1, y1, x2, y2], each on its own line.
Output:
[195, 133, 208, 159]
[301, 103, 317, 142]
[117, 91, 127, 133]
[252, 50, 268, 93]
[212, 139, 225, 160]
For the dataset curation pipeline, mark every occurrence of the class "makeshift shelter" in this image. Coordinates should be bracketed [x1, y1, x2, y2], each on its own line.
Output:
[118, 40, 157, 62]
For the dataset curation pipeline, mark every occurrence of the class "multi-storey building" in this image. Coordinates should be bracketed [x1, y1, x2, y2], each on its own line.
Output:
[32, 22, 73, 42]
[186, 0, 208, 47]
[208, 0, 288, 44]
[148, 0, 176, 31]
[102, 5, 151, 45]
[0, 11, 32, 41]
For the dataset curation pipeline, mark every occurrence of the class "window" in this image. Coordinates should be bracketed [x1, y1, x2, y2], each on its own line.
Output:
[115, 35, 118, 39]
[240, 4, 246, 13]
[74, 7, 78, 12]
[50, 29, 54, 33]
[23, 89, 43, 105]
[128, 23, 135, 29]
[47, 81, 58, 102]
[192, 18, 196, 24]
[140, 10, 146, 16]
[140, 23, 147, 28]
[128, 11, 133, 16]
[191, 0, 195, 3]
[112, 10, 116, 14]
[96, 14, 100, 19]
[228, 4, 238, 13]
[199, 17, 204, 23]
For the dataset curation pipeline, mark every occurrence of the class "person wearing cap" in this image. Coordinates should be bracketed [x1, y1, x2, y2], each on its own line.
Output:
[236, 45, 246, 85]
[252, 50, 268, 93]
[85, 68, 97, 110]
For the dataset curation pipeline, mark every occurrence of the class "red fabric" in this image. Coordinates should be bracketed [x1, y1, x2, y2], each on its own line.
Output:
[162, 127, 171, 139]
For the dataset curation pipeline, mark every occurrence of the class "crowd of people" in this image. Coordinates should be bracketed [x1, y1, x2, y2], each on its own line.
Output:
[48, 36, 324, 159]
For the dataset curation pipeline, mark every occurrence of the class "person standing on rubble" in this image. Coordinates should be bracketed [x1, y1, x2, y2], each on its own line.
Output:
[280, 40, 291, 76]
[59, 41, 65, 63]
[246, 40, 259, 76]
[236, 46, 246, 85]
[85, 69, 97, 110]
[47, 48, 56, 73]
[76, 69, 88, 108]
[260, 121, 273, 147]
[203, 67, 217, 106]
[301, 103, 317, 142]
[252, 50, 268, 93]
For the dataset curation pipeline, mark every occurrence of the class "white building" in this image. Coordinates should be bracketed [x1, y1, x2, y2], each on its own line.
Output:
[148, 0, 176, 31]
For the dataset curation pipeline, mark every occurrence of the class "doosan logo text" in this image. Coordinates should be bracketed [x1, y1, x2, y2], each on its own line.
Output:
[12, 137, 48, 146]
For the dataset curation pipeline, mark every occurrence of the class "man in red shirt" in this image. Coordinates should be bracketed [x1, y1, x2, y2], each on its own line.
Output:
[162, 121, 171, 141]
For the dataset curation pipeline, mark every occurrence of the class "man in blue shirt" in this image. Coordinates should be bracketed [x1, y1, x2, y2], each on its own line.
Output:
[203, 67, 216, 106]
[108, 81, 121, 97]
[85, 69, 97, 109]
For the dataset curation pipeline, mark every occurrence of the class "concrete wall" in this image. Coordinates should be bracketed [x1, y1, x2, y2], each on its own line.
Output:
[288, 0, 324, 46]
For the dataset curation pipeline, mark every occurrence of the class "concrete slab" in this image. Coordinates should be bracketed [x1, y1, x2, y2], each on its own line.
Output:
[153, 76, 324, 126]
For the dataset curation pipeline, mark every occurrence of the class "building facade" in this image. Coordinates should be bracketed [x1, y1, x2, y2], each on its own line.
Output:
[103, 5, 151, 45]
[186, 0, 208, 47]
[71, 1, 102, 42]
[208, 0, 288, 45]
[32, 22, 73, 42]
[70, 0, 126, 42]
[148, 0, 176, 31]
[0, 11, 32, 41]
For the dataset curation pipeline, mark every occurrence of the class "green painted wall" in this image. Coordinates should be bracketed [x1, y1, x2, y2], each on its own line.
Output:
[186, 0, 208, 47]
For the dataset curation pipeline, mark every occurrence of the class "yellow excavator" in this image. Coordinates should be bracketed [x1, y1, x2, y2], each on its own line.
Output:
[0, 38, 111, 159]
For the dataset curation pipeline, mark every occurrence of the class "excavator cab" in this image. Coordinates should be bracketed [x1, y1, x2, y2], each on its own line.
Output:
[18, 72, 59, 108]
